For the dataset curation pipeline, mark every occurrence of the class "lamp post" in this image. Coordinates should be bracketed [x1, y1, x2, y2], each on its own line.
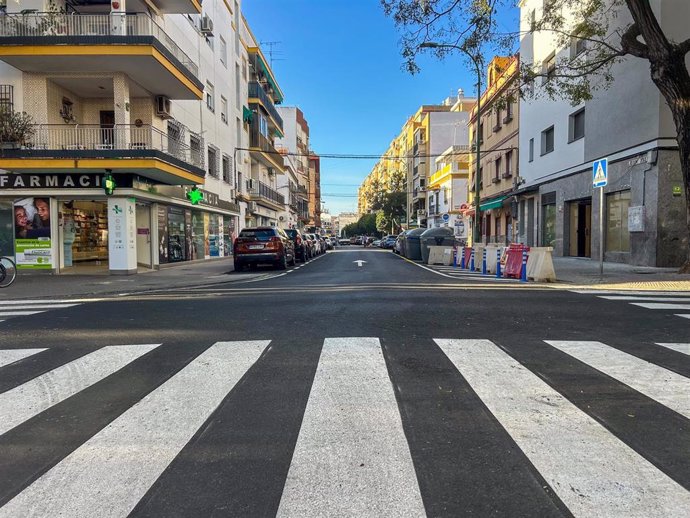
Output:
[419, 42, 482, 244]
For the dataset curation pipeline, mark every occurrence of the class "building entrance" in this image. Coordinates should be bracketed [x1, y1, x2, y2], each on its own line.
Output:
[60, 200, 109, 271]
[568, 199, 592, 257]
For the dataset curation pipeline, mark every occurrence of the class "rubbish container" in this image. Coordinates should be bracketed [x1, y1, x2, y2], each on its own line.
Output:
[398, 230, 411, 257]
[405, 228, 426, 260]
[420, 227, 455, 264]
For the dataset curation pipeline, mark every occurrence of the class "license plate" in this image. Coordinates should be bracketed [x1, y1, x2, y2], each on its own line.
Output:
[249, 244, 264, 249]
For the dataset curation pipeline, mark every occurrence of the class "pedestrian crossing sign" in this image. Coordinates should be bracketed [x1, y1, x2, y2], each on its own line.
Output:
[593, 158, 608, 188]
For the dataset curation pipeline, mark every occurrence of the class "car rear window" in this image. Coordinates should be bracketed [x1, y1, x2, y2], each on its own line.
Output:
[284, 229, 298, 238]
[239, 229, 275, 241]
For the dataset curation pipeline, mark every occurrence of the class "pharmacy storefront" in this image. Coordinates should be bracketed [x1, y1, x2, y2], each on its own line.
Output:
[0, 173, 239, 274]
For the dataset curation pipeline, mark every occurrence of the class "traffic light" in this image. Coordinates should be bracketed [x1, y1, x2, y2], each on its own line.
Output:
[186, 186, 203, 205]
[102, 174, 116, 195]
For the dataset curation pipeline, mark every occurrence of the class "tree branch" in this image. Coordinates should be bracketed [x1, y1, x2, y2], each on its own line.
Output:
[678, 37, 690, 56]
[620, 23, 649, 58]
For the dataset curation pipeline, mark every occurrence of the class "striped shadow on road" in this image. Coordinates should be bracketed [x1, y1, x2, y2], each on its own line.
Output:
[435, 338, 690, 517]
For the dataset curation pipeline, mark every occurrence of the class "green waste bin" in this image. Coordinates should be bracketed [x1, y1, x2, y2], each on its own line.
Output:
[405, 228, 426, 261]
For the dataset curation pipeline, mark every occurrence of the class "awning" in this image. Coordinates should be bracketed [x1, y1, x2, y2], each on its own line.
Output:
[242, 106, 254, 123]
[479, 196, 507, 211]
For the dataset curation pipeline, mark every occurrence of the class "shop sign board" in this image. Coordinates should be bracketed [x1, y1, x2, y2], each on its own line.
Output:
[0, 173, 131, 189]
[108, 198, 137, 272]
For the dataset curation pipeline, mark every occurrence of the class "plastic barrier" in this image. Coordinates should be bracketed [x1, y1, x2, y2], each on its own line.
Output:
[503, 244, 530, 279]
[484, 245, 501, 274]
[472, 245, 485, 272]
[526, 247, 557, 282]
[463, 247, 473, 269]
[428, 246, 454, 266]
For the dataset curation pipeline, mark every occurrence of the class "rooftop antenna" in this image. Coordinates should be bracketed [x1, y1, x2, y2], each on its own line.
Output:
[260, 41, 285, 68]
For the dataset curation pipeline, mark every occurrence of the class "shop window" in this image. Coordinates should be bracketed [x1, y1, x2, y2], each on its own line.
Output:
[606, 190, 631, 252]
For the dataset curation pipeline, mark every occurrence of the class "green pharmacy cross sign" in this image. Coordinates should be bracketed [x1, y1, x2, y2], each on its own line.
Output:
[102, 174, 116, 195]
[187, 186, 204, 205]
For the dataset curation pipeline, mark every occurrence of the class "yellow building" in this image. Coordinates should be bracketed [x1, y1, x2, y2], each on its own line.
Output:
[468, 55, 520, 245]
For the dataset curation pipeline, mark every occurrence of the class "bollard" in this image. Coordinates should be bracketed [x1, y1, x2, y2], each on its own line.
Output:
[496, 248, 502, 278]
[482, 248, 487, 275]
[470, 249, 475, 271]
[453, 246, 458, 267]
[460, 247, 466, 269]
[520, 248, 528, 282]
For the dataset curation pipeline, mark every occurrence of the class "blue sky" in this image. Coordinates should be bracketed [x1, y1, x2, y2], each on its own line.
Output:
[243, 1, 518, 215]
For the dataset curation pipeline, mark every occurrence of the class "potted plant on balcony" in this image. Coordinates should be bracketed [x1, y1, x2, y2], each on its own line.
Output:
[0, 109, 36, 150]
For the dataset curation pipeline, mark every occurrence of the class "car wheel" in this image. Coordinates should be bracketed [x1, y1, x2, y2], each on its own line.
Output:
[276, 254, 287, 270]
[289, 253, 296, 266]
[234, 260, 244, 272]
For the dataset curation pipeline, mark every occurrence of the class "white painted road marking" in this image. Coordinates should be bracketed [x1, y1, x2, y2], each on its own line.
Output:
[0, 344, 161, 435]
[0, 340, 269, 518]
[435, 338, 690, 518]
[675, 314, 690, 320]
[547, 341, 690, 420]
[0, 304, 78, 310]
[278, 337, 425, 518]
[0, 348, 47, 369]
[630, 303, 690, 310]
[656, 343, 690, 356]
[353, 260, 367, 267]
[0, 311, 48, 317]
[599, 296, 690, 302]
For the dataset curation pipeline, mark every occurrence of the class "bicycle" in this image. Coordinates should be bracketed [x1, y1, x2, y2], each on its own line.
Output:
[0, 256, 17, 288]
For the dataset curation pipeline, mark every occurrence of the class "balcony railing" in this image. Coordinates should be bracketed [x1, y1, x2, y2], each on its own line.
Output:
[249, 123, 281, 161]
[0, 13, 198, 77]
[248, 179, 285, 206]
[248, 82, 283, 130]
[21, 124, 204, 169]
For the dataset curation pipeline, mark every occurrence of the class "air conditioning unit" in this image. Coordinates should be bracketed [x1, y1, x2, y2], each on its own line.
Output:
[200, 15, 214, 35]
[248, 202, 258, 212]
[155, 96, 172, 119]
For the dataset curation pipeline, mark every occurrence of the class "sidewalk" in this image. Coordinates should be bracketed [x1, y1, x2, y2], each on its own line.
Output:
[0, 258, 261, 300]
[551, 256, 690, 291]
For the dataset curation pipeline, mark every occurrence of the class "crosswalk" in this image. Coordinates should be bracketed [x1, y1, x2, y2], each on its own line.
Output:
[0, 299, 84, 324]
[420, 263, 518, 282]
[1, 337, 689, 516]
[573, 290, 690, 320]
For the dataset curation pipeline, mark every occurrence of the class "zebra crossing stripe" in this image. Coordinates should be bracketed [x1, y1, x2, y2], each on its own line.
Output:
[0, 344, 161, 436]
[599, 296, 690, 302]
[0, 304, 78, 310]
[0, 349, 47, 369]
[435, 338, 690, 517]
[546, 341, 690, 420]
[277, 337, 425, 518]
[630, 303, 690, 310]
[0, 311, 46, 317]
[675, 314, 690, 320]
[657, 343, 690, 356]
[0, 340, 269, 518]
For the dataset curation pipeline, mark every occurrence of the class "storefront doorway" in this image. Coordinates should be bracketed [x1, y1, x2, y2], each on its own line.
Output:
[60, 200, 109, 272]
[568, 199, 592, 257]
[136, 202, 152, 268]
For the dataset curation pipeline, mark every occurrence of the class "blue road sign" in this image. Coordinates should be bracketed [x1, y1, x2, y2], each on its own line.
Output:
[593, 158, 608, 188]
[442, 213, 450, 222]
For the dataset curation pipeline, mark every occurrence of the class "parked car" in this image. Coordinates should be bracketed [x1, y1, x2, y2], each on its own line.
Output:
[339, 238, 350, 246]
[284, 228, 307, 262]
[306, 233, 322, 255]
[394, 231, 408, 254]
[372, 239, 381, 247]
[233, 227, 296, 271]
[322, 236, 334, 250]
[381, 235, 397, 249]
[302, 233, 315, 258]
[330, 237, 338, 247]
[349, 236, 357, 245]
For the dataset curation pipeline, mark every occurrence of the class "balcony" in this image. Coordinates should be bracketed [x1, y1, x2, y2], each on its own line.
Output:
[0, 13, 202, 99]
[248, 82, 283, 132]
[0, 124, 205, 185]
[249, 121, 285, 172]
[247, 180, 285, 211]
[147, 0, 203, 14]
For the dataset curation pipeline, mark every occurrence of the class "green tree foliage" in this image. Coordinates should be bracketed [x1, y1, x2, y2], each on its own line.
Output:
[381, 0, 690, 270]
[342, 213, 381, 237]
[365, 169, 407, 232]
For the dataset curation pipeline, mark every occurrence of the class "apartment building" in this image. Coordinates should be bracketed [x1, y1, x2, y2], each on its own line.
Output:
[468, 55, 520, 246]
[518, 0, 688, 266]
[0, 0, 248, 273]
[240, 20, 285, 229]
[427, 145, 471, 240]
[308, 152, 321, 227]
[276, 106, 310, 226]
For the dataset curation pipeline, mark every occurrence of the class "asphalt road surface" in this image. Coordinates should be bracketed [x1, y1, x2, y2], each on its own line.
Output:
[1, 247, 689, 517]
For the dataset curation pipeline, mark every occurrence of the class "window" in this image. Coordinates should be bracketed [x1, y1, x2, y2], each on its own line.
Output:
[208, 145, 219, 178]
[571, 27, 587, 58]
[190, 133, 202, 167]
[222, 154, 232, 183]
[569, 108, 585, 142]
[235, 64, 241, 108]
[529, 9, 536, 32]
[234, 1, 240, 55]
[220, 96, 228, 124]
[494, 108, 501, 130]
[479, 166, 484, 189]
[478, 122, 484, 143]
[206, 82, 215, 112]
[504, 150, 513, 177]
[236, 117, 242, 147]
[541, 126, 554, 155]
[242, 57, 248, 80]
[220, 37, 227, 67]
[0, 85, 13, 112]
[505, 99, 513, 121]
[606, 190, 631, 252]
[529, 138, 534, 162]
[541, 192, 557, 247]
[494, 157, 502, 181]
[259, 114, 269, 137]
[542, 52, 556, 83]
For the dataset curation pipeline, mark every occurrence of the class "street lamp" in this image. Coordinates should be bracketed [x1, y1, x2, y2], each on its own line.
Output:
[419, 42, 483, 243]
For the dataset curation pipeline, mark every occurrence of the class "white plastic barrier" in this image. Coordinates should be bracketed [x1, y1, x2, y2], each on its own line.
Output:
[484, 245, 501, 274]
[472, 245, 485, 271]
[526, 247, 556, 282]
[427, 246, 454, 266]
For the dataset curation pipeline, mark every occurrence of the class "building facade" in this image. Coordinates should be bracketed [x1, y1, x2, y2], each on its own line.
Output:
[468, 55, 520, 246]
[518, 0, 688, 266]
[276, 106, 311, 227]
[427, 145, 471, 241]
